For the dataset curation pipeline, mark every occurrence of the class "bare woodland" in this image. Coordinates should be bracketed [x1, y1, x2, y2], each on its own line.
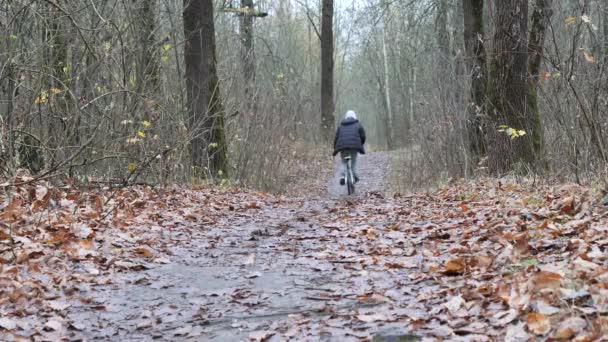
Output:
[1, 0, 608, 190]
[4, 1, 608, 340]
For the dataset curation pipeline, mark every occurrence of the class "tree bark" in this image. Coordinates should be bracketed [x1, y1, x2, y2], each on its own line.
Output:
[603, 1, 608, 61]
[462, 0, 487, 161]
[528, 0, 553, 172]
[321, 0, 335, 144]
[183, 0, 228, 177]
[381, 3, 394, 149]
[139, 0, 161, 95]
[240, 0, 256, 113]
[487, 0, 544, 174]
[46, 3, 77, 170]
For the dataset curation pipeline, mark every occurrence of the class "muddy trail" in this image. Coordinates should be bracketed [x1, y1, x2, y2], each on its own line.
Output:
[3, 152, 608, 341]
[66, 152, 402, 341]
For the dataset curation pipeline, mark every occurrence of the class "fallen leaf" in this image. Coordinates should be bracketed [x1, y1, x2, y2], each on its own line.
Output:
[574, 257, 599, 273]
[536, 300, 561, 316]
[0, 317, 17, 330]
[530, 271, 562, 291]
[554, 316, 587, 340]
[560, 197, 576, 215]
[505, 322, 530, 342]
[134, 247, 154, 258]
[153, 257, 171, 264]
[249, 330, 275, 341]
[444, 257, 466, 275]
[444, 295, 465, 315]
[526, 313, 551, 335]
[357, 313, 388, 323]
[44, 319, 63, 331]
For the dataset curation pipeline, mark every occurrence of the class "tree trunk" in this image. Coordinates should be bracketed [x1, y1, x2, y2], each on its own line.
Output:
[46, 4, 77, 170]
[487, 0, 543, 174]
[1, 2, 16, 173]
[603, 1, 608, 61]
[321, 0, 335, 144]
[139, 0, 161, 96]
[381, 5, 394, 150]
[462, 0, 487, 161]
[240, 0, 256, 113]
[183, 0, 228, 178]
[528, 0, 553, 172]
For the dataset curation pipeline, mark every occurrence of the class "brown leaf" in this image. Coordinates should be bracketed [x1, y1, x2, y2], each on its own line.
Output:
[79, 239, 93, 250]
[93, 195, 103, 213]
[530, 271, 562, 292]
[560, 197, 576, 215]
[444, 257, 466, 275]
[526, 313, 551, 335]
[554, 317, 587, 340]
[249, 330, 275, 341]
[134, 247, 154, 258]
[384, 262, 408, 269]
[471, 255, 493, 269]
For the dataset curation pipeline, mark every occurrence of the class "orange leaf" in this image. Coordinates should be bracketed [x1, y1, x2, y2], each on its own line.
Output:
[458, 203, 470, 212]
[134, 247, 154, 258]
[93, 195, 103, 213]
[553, 328, 575, 340]
[526, 313, 551, 335]
[79, 239, 94, 250]
[530, 271, 562, 291]
[444, 257, 466, 275]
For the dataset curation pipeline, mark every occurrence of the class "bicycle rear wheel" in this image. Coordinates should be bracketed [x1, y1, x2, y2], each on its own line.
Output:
[346, 159, 355, 195]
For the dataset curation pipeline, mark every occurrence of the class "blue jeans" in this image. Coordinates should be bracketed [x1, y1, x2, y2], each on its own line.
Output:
[340, 150, 359, 180]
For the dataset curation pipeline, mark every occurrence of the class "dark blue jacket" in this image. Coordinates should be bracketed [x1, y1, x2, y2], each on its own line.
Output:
[333, 118, 366, 156]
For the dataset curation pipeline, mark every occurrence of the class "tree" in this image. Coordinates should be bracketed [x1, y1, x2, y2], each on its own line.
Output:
[137, 0, 161, 97]
[603, 1, 608, 61]
[462, 0, 487, 160]
[46, 2, 77, 169]
[321, 0, 335, 144]
[183, 0, 228, 177]
[486, 0, 545, 174]
[527, 0, 553, 171]
[240, 0, 256, 112]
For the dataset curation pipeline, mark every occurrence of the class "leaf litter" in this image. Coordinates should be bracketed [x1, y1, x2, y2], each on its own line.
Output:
[1, 175, 608, 340]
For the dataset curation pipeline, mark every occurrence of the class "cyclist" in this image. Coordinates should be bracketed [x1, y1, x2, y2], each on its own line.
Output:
[333, 110, 366, 185]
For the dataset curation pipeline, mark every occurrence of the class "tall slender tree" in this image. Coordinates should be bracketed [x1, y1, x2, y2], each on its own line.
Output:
[527, 0, 553, 172]
[240, 0, 256, 112]
[462, 0, 487, 160]
[321, 0, 335, 144]
[183, 0, 228, 177]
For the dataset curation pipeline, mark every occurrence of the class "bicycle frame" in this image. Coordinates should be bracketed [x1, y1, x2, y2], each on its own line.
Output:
[345, 156, 355, 195]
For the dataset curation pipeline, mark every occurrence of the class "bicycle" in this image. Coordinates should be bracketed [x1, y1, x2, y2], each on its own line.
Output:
[344, 155, 355, 195]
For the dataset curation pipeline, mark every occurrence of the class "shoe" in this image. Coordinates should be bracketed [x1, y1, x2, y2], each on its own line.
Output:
[355, 176, 360, 183]
[339, 177, 345, 186]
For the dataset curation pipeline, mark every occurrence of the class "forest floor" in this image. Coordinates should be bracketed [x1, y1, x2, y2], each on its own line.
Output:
[1, 152, 608, 341]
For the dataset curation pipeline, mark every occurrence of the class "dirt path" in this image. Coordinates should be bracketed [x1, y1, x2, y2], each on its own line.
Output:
[63, 152, 412, 341]
[327, 152, 391, 198]
[4, 153, 606, 341]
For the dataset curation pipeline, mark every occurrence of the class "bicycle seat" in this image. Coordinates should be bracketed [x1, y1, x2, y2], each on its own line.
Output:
[344, 156, 352, 161]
